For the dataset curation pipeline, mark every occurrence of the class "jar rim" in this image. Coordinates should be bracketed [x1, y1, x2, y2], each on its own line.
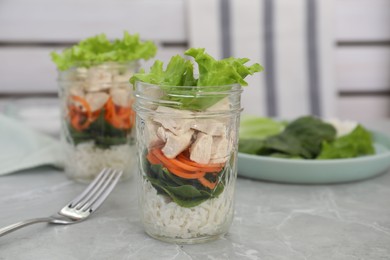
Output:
[134, 80, 242, 89]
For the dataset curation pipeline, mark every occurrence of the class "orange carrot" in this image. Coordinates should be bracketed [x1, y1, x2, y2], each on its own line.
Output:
[104, 98, 134, 129]
[151, 149, 206, 179]
[147, 151, 161, 165]
[176, 154, 224, 172]
[68, 95, 94, 131]
[168, 167, 206, 180]
[71, 95, 92, 119]
[198, 177, 217, 190]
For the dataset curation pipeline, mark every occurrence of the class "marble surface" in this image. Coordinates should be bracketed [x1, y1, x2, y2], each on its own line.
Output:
[0, 166, 390, 260]
[1, 121, 390, 259]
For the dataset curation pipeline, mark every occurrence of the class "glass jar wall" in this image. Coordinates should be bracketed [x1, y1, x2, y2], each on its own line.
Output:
[134, 82, 243, 244]
[58, 61, 139, 182]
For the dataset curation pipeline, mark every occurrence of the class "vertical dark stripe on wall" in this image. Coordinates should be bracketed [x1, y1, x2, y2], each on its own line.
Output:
[306, 0, 321, 116]
[220, 0, 232, 58]
[263, 0, 277, 116]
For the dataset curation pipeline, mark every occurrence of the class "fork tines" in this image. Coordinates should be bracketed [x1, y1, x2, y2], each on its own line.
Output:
[68, 168, 123, 212]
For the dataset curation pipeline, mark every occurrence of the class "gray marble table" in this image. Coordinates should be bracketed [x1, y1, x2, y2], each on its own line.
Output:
[1, 122, 390, 260]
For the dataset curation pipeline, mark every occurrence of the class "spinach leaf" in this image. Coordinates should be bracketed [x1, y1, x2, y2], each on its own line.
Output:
[66, 109, 131, 149]
[317, 125, 375, 159]
[253, 116, 337, 159]
[143, 153, 228, 208]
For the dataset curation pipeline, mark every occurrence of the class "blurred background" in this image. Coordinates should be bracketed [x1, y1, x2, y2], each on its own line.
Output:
[0, 0, 389, 135]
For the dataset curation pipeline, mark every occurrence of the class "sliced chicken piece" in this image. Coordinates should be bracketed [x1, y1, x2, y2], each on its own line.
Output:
[87, 67, 113, 83]
[145, 119, 164, 148]
[109, 88, 130, 107]
[210, 136, 230, 164]
[75, 67, 88, 80]
[69, 86, 85, 98]
[85, 92, 110, 112]
[85, 67, 113, 92]
[113, 72, 133, 83]
[156, 126, 170, 142]
[190, 133, 213, 164]
[206, 97, 230, 112]
[162, 130, 194, 159]
[153, 106, 195, 135]
[191, 119, 226, 136]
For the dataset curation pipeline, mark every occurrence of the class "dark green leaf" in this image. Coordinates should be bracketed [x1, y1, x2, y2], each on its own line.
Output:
[317, 125, 375, 159]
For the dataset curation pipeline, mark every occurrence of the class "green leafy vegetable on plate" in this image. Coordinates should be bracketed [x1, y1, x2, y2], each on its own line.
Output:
[317, 125, 375, 159]
[238, 115, 375, 160]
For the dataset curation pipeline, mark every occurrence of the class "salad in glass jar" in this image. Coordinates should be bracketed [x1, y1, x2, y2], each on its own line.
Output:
[132, 48, 263, 243]
[51, 32, 157, 182]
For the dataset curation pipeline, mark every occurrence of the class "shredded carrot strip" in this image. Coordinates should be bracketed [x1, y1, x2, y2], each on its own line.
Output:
[151, 149, 206, 179]
[176, 154, 223, 172]
[198, 177, 217, 190]
[147, 151, 161, 165]
[104, 98, 134, 129]
[68, 95, 93, 131]
[168, 167, 206, 180]
[71, 95, 92, 119]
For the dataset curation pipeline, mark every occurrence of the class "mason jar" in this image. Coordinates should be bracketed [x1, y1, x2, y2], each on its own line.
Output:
[133, 82, 243, 244]
[58, 61, 139, 182]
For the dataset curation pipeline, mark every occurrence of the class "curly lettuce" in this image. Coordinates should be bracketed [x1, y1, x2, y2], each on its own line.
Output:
[130, 48, 263, 110]
[317, 125, 375, 159]
[51, 32, 157, 70]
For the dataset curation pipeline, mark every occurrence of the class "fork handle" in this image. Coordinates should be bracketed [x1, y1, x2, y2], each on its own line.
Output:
[0, 217, 53, 237]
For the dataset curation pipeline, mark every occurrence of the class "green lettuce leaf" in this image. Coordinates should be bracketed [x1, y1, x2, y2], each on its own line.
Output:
[239, 115, 285, 140]
[238, 116, 285, 155]
[185, 48, 263, 86]
[130, 48, 263, 110]
[238, 139, 265, 155]
[51, 32, 157, 70]
[317, 125, 375, 159]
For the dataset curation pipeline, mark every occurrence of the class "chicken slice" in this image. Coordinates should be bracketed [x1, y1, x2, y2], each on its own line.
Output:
[85, 92, 110, 112]
[109, 88, 130, 107]
[113, 72, 133, 83]
[69, 86, 85, 98]
[153, 106, 195, 135]
[206, 97, 230, 112]
[189, 133, 213, 164]
[191, 119, 226, 136]
[162, 130, 194, 159]
[210, 136, 230, 164]
[156, 126, 170, 142]
[145, 119, 164, 148]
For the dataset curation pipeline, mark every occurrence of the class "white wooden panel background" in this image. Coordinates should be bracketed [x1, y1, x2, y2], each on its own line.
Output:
[335, 0, 390, 120]
[0, 0, 389, 121]
[335, 0, 390, 41]
[336, 47, 390, 91]
[0, 0, 187, 42]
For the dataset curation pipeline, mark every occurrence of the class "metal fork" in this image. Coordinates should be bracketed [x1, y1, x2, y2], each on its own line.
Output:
[0, 168, 123, 237]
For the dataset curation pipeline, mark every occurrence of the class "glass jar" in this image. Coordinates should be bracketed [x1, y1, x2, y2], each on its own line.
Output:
[58, 61, 139, 182]
[134, 82, 243, 244]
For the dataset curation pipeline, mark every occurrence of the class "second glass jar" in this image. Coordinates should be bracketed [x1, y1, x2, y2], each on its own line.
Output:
[58, 61, 139, 182]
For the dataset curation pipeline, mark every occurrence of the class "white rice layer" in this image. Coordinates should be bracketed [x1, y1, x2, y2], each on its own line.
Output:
[64, 141, 136, 181]
[140, 179, 235, 239]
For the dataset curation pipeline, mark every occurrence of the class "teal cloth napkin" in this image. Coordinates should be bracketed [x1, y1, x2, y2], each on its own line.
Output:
[0, 114, 64, 175]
